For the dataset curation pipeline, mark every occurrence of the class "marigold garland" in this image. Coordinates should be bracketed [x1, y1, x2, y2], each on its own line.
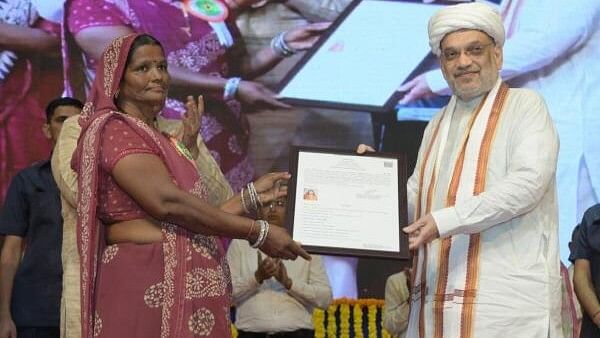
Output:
[339, 303, 351, 338]
[367, 305, 377, 338]
[353, 303, 364, 338]
[232, 298, 389, 337]
[231, 324, 238, 338]
[313, 308, 326, 338]
[327, 304, 337, 338]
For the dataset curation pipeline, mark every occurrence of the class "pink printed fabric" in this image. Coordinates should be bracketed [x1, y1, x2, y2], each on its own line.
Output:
[0, 17, 62, 204]
[71, 34, 232, 338]
[66, 0, 253, 192]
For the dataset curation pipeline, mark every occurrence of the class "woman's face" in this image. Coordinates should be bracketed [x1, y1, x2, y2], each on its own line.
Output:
[119, 44, 170, 109]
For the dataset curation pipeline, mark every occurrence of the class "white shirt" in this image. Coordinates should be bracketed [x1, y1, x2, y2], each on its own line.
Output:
[227, 239, 332, 333]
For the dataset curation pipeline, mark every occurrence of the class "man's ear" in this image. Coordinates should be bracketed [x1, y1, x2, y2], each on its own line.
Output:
[42, 123, 52, 140]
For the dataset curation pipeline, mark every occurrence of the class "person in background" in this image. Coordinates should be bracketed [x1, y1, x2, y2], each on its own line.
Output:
[0, 97, 82, 338]
[382, 269, 410, 338]
[227, 184, 332, 338]
[570, 204, 600, 338]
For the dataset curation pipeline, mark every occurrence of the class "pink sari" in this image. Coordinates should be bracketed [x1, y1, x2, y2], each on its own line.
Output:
[66, 0, 253, 193]
[72, 34, 231, 338]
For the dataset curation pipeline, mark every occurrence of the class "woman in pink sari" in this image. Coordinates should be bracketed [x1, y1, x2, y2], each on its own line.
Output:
[72, 33, 308, 338]
[66, 0, 327, 193]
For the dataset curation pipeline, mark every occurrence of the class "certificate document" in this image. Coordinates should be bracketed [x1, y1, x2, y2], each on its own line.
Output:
[287, 147, 408, 259]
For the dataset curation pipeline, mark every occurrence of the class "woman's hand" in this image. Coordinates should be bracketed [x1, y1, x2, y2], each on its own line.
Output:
[284, 22, 331, 51]
[260, 225, 310, 261]
[179, 95, 204, 159]
[236, 80, 291, 110]
[254, 172, 291, 205]
[397, 74, 435, 105]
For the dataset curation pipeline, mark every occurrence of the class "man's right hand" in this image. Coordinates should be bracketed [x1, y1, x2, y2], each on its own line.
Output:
[0, 315, 16, 338]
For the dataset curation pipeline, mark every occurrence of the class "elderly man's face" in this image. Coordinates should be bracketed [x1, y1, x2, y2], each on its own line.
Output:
[439, 30, 502, 101]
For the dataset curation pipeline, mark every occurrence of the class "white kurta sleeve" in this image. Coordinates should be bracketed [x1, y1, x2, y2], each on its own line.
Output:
[433, 92, 558, 237]
[226, 241, 260, 306]
[287, 255, 333, 309]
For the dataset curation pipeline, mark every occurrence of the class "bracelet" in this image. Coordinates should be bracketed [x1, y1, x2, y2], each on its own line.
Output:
[240, 187, 250, 214]
[250, 220, 266, 248]
[250, 220, 270, 248]
[223, 77, 241, 100]
[258, 221, 270, 248]
[246, 220, 256, 241]
[270, 32, 296, 58]
[248, 182, 262, 207]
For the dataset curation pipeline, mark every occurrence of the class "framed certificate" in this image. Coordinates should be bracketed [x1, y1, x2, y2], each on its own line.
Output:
[286, 146, 409, 259]
[276, 0, 445, 113]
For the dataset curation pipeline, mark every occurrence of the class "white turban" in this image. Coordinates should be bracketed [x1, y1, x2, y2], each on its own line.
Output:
[428, 2, 505, 57]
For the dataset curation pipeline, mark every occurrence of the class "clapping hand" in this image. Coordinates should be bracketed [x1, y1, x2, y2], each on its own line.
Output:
[178, 95, 203, 159]
[255, 254, 279, 284]
[274, 260, 292, 289]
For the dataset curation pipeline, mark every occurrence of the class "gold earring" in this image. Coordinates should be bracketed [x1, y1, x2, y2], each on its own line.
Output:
[114, 89, 120, 100]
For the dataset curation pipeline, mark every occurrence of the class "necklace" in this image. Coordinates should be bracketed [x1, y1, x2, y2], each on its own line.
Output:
[168, 136, 198, 169]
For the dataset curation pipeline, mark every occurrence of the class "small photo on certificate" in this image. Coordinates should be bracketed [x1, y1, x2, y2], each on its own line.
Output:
[286, 146, 409, 259]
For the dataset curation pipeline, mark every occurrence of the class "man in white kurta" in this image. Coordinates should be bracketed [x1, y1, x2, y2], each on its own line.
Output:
[402, 0, 600, 263]
[400, 3, 563, 337]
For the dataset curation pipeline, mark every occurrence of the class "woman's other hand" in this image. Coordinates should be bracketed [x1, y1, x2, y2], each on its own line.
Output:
[284, 22, 331, 51]
[397, 74, 434, 105]
[254, 172, 291, 205]
[260, 225, 310, 261]
[236, 80, 291, 110]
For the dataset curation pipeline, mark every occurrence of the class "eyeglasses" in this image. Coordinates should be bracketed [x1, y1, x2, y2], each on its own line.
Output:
[441, 42, 494, 62]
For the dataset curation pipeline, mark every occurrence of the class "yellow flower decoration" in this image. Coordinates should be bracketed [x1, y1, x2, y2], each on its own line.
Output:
[313, 308, 326, 338]
[353, 303, 364, 338]
[327, 304, 337, 338]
